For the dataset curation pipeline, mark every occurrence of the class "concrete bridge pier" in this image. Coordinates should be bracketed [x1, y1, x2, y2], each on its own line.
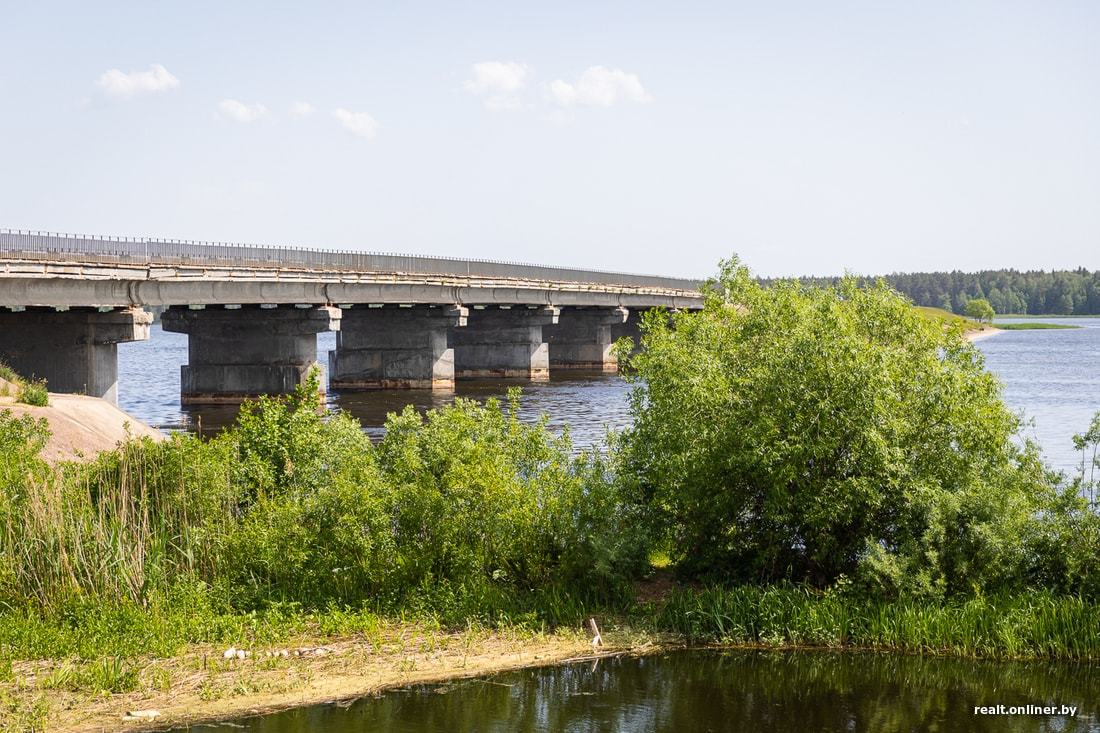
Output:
[0, 307, 151, 404]
[452, 305, 559, 380]
[611, 308, 647, 355]
[545, 306, 629, 371]
[162, 305, 339, 404]
[329, 304, 468, 390]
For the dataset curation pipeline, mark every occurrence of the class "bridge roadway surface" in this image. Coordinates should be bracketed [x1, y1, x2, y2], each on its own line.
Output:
[0, 230, 704, 405]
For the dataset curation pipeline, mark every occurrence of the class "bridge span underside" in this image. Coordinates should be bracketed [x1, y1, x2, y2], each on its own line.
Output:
[0, 232, 701, 405]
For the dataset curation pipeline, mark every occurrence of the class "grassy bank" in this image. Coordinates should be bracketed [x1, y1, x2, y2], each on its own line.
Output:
[0, 618, 618, 732]
[994, 322, 1081, 330]
[913, 305, 983, 330]
[657, 586, 1100, 660]
[7, 584, 1100, 730]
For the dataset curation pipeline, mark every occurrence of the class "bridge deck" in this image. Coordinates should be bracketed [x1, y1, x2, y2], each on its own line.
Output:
[0, 230, 702, 309]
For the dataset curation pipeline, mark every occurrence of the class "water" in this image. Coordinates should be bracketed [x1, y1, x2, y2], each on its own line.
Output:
[175, 650, 1100, 732]
[980, 318, 1100, 474]
[118, 327, 632, 447]
[118, 321, 1100, 470]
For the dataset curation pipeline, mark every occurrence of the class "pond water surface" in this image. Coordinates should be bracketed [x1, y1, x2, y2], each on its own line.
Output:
[178, 650, 1100, 732]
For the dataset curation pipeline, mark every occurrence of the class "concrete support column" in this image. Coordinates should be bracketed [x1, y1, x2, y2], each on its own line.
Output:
[611, 308, 646, 355]
[452, 306, 559, 380]
[329, 304, 468, 390]
[0, 307, 151, 405]
[162, 305, 340, 404]
[544, 306, 629, 371]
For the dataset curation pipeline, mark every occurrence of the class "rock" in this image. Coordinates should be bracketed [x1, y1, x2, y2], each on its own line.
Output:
[223, 647, 237, 659]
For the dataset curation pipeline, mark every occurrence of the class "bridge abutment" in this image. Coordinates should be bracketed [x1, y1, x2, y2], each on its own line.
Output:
[328, 304, 468, 390]
[162, 305, 339, 404]
[0, 307, 151, 404]
[545, 306, 629, 371]
[452, 306, 559, 380]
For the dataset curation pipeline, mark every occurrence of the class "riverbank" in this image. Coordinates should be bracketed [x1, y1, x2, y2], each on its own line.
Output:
[4, 623, 665, 732]
[6, 583, 1100, 730]
[995, 322, 1081, 330]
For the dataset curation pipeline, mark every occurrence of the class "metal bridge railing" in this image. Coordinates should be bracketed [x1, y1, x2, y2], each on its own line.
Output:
[0, 229, 701, 291]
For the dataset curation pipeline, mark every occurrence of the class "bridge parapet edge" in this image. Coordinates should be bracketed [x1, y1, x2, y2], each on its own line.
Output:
[0, 231, 702, 292]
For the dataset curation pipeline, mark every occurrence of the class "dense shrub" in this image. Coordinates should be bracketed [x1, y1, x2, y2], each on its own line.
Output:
[619, 258, 1066, 598]
[0, 378, 639, 618]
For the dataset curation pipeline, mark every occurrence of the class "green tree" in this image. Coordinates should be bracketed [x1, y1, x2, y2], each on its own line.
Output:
[619, 259, 1054, 598]
[964, 298, 995, 323]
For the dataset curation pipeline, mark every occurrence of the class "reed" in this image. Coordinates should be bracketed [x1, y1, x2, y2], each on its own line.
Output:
[657, 586, 1100, 660]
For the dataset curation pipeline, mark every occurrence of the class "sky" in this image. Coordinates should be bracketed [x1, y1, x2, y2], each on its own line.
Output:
[0, 1, 1096, 279]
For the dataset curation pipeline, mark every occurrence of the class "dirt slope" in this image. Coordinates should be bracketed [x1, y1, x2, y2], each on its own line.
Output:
[3, 393, 163, 462]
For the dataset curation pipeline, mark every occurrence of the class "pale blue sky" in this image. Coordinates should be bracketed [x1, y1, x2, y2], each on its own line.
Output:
[0, 1, 1096, 277]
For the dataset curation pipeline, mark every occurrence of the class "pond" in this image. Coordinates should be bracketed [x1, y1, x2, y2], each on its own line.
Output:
[178, 650, 1100, 732]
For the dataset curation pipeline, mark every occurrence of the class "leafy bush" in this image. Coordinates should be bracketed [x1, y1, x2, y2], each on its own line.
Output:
[18, 379, 48, 406]
[619, 258, 1059, 598]
[220, 388, 642, 612]
[0, 371, 638, 622]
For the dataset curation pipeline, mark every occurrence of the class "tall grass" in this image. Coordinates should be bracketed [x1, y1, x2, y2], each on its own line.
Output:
[0, 361, 48, 406]
[0, 429, 233, 608]
[658, 586, 1100, 660]
[0, 382, 641, 659]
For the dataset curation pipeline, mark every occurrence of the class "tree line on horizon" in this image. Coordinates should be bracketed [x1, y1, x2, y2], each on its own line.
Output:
[762, 268, 1100, 316]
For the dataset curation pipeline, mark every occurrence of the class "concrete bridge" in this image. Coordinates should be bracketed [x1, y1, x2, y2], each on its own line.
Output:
[0, 230, 703, 405]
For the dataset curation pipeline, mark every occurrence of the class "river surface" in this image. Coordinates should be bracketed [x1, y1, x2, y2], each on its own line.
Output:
[118, 319, 1100, 471]
[175, 649, 1100, 732]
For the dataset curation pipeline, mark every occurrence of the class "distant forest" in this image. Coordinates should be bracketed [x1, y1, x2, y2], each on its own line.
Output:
[764, 269, 1100, 315]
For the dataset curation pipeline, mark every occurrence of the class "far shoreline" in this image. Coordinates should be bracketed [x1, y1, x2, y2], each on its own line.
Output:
[965, 326, 1004, 343]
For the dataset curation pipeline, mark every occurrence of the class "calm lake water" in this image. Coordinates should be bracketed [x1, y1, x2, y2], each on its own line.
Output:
[981, 318, 1100, 474]
[176, 650, 1100, 732]
[118, 319, 1100, 470]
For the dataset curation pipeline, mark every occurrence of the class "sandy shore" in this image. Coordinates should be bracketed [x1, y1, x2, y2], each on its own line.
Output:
[965, 326, 1004, 343]
[1, 392, 162, 462]
[5, 625, 668, 732]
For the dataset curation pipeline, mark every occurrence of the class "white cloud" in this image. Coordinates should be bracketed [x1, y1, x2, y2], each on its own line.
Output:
[463, 61, 529, 110]
[95, 63, 179, 99]
[550, 66, 652, 108]
[464, 61, 529, 95]
[290, 101, 315, 118]
[218, 98, 269, 123]
[332, 108, 378, 139]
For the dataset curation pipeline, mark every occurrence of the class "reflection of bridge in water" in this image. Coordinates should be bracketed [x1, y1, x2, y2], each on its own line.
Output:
[0, 230, 702, 405]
